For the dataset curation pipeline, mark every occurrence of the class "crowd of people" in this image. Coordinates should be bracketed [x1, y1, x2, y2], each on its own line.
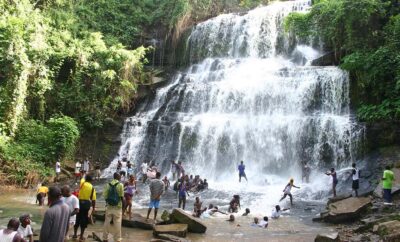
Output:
[0, 158, 396, 242]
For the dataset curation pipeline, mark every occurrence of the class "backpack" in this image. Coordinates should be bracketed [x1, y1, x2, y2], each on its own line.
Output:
[106, 182, 120, 206]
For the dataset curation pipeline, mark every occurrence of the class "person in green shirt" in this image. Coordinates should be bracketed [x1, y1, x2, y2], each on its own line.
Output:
[103, 172, 124, 242]
[382, 165, 395, 204]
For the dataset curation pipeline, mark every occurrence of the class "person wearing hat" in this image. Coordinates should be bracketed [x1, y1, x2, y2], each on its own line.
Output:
[39, 186, 70, 242]
[279, 178, 300, 205]
[17, 214, 33, 242]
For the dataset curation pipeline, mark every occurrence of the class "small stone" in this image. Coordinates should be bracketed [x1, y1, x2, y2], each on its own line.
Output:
[314, 232, 340, 242]
[156, 233, 191, 242]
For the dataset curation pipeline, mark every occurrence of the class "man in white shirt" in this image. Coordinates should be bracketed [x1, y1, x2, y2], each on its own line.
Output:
[141, 161, 148, 183]
[17, 214, 33, 242]
[83, 158, 90, 172]
[55, 160, 61, 182]
[75, 161, 82, 182]
[61, 185, 79, 240]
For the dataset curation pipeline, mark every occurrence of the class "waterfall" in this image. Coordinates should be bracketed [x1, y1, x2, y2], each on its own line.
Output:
[104, 0, 363, 205]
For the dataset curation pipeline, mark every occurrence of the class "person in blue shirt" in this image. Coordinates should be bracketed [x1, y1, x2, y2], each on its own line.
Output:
[238, 161, 247, 182]
[178, 177, 190, 210]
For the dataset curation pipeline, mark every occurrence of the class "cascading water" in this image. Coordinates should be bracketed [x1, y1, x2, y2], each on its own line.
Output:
[104, 0, 363, 211]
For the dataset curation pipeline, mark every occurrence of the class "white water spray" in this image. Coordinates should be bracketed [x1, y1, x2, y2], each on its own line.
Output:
[104, 0, 363, 209]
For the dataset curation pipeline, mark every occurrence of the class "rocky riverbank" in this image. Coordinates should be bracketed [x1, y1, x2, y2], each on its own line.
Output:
[312, 168, 400, 242]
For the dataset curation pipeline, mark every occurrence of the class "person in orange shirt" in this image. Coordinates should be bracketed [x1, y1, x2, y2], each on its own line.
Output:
[36, 182, 49, 206]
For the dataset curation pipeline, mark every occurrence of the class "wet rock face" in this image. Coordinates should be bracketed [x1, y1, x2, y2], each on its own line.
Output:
[320, 197, 372, 223]
[153, 224, 188, 238]
[92, 212, 155, 230]
[170, 208, 207, 233]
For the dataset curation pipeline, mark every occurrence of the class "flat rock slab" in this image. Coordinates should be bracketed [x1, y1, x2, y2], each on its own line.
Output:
[373, 168, 400, 198]
[373, 220, 400, 236]
[327, 194, 352, 205]
[156, 233, 191, 242]
[92, 212, 154, 230]
[153, 224, 188, 238]
[323, 197, 372, 223]
[170, 208, 207, 233]
[314, 232, 340, 242]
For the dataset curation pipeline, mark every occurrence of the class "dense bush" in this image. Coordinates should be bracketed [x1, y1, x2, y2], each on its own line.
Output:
[0, 116, 78, 184]
[285, 0, 400, 122]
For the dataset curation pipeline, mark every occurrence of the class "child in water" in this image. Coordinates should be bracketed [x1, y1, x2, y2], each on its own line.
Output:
[279, 178, 300, 205]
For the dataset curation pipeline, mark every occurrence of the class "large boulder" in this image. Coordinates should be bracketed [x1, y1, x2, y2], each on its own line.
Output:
[92, 212, 154, 230]
[373, 168, 400, 198]
[314, 232, 340, 242]
[153, 224, 188, 238]
[170, 208, 207, 233]
[122, 213, 155, 230]
[327, 194, 352, 205]
[321, 197, 372, 223]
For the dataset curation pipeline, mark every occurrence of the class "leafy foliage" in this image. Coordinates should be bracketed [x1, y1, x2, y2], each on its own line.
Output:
[285, 0, 400, 122]
[0, 117, 78, 184]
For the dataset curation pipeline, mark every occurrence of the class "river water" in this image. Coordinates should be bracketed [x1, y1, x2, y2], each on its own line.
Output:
[0, 189, 335, 242]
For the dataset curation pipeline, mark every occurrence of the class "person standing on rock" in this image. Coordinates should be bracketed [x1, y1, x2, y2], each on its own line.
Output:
[279, 178, 300, 205]
[141, 161, 148, 183]
[40, 186, 70, 242]
[103, 172, 124, 242]
[325, 168, 338, 197]
[146, 172, 164, 221]
[302, 162, 311, 183]
[75, 160, 82, 182]
[178, 177, 190, 210]
[95, 160, 101, 180]
[123, 175, 137, 218]
[177, 161, 185, 178]
[382, 165, 395, 204]
[171, 160, 177, 181]
[238, 161, 248, 182]
[83, 157, 90, 173]
[55, 159, 61, 182]
[351, 163, 360, 197]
